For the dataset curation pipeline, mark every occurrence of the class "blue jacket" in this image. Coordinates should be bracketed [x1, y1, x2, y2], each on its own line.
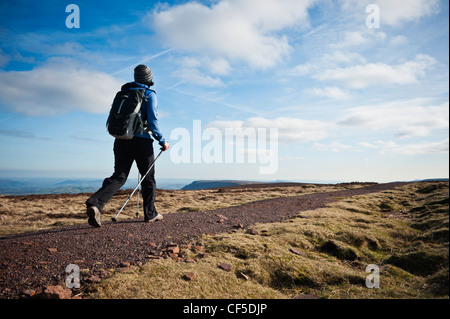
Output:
[120, 82, 166, 147]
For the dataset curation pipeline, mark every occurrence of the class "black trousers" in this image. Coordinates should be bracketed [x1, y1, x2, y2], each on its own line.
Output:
[86, 137, 158, 220]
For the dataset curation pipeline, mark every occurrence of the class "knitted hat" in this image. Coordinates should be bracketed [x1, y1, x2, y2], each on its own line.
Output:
[134, 64, 154, 86]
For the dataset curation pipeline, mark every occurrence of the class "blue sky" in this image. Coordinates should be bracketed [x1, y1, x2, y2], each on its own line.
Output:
[0, 0, 448, 183]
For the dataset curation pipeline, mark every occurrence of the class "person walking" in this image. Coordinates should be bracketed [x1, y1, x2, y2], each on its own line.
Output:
[86, 64, 169, 227]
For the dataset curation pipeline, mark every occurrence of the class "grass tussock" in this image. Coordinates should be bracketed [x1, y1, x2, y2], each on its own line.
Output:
[89, 181, 448, 299]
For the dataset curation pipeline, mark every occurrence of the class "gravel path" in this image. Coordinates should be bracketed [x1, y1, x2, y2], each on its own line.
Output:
[0, 182, 406, 298]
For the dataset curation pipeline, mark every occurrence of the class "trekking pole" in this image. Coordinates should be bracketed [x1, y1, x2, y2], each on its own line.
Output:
[136, 172, 140, 218]
[111, 150, 163, 222]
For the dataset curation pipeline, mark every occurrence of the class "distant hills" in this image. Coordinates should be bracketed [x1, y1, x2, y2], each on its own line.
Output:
[0, 178, 190, 195]
[0, 177, 447, 195]
[0, 178, 288, 194]
[181, 180, 264, 190]
[414, 178, 449, 182]
[181, 178, 449, 190]
[0, 178, 103, 195]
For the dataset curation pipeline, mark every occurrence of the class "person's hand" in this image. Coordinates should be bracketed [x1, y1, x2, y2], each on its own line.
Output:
[162, 142, 170, 151]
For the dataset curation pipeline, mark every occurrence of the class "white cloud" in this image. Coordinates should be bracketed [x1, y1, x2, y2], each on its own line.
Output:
[305, 86, 352, 100]
[207, 58, 231, 76]
[396, 139, 449, 155]
[151, 0, 316, 69]
[207, 120, 244, 130]
[0, 61, 122, 116]
[360, 139, 449, 155]
[176, 67, 224, 87]
[174, 56, 230, 87]
[376, 0, 440, 26]
[390, 35, 408, 46]
[178, 56, 231, 76]
[339, 0, 440, 26]
[209, 116, 329, 144]
[284, 156, 305, 160]
[321, 51, 367, 65]
[339, 99, 449, 139]
[339, 31, 368, 47]
[315, 54, 437, 89]
[287, 63, 315, 76]
[330, 30, 386, 49]
[314, 141, 353, 152]
[288, 50, 366, 76]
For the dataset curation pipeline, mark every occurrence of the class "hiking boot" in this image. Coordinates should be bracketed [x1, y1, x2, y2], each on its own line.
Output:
[87, 206, 102, 227]
[144, 214, 163, 223]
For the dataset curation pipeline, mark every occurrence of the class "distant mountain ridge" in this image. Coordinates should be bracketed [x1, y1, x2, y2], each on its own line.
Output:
[0, 178, 103, 195]
[181, 180, 265, 190]
[0, 177, 193, 195]
[181, 178, 450, 191]
[53, 179, 103, 187]
[1, 177, 447, 195]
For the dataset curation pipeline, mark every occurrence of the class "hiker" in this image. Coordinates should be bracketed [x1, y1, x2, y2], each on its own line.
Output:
[85, 64, 169, 227]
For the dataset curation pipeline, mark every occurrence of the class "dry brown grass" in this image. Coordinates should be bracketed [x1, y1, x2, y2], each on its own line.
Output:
[0, 193, 88, 236]
[2, 182, 447, 299]
[89, 182, 448, 299]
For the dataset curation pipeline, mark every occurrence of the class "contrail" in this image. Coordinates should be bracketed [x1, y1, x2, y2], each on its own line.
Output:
[112, 48, 174, 75]
[173, 88, 268, 117]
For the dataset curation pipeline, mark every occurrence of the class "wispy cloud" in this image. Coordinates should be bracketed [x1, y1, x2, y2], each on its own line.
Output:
[305, 86, 352, 100]
[111, 48, 174, 75]
[314, 55, 437, 89]
[0, 48, 10, 67]
[175, 67, 224, 88]
[359, 138, 449, 155]
[0, 129, 49, 140]
[338, 99, 449, 139]
[329, 30, 387, 49]
[174, 89, 265, 116]
[314, 141, 353, 152]
[209, 116, 329, 144]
